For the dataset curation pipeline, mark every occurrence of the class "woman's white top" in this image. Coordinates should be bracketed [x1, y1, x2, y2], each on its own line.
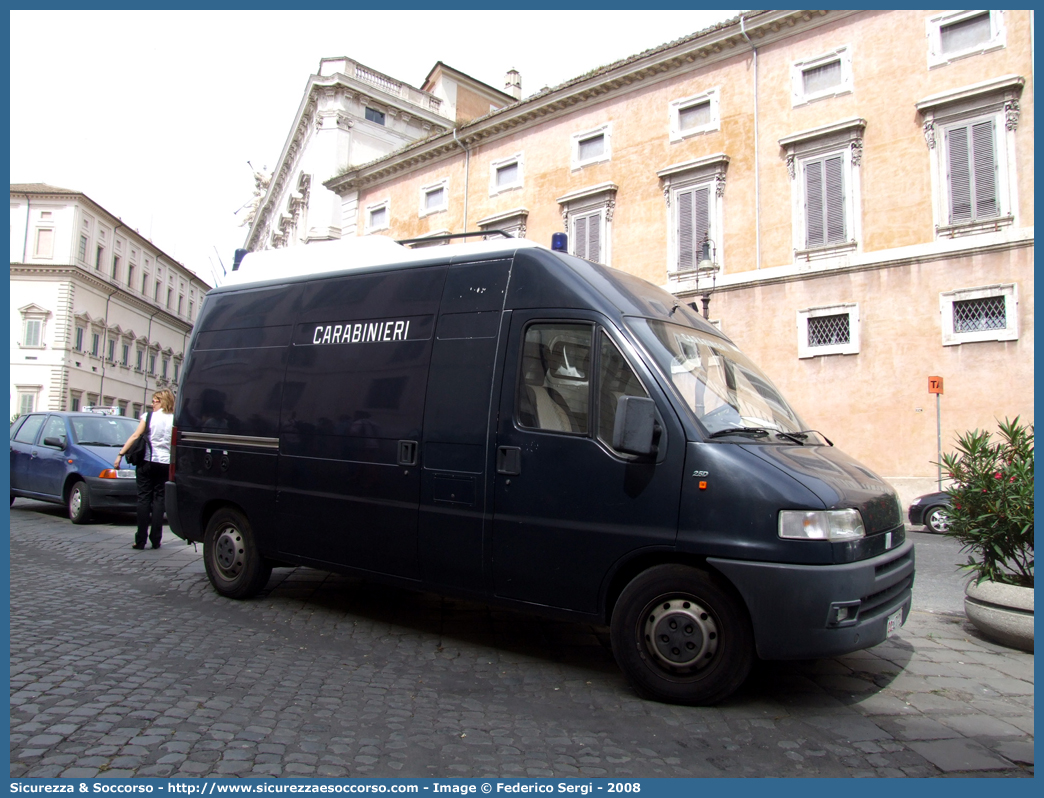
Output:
[145, 410, 174, 465]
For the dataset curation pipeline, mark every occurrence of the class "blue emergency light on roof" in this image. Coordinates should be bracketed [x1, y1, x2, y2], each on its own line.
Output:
[551, 232, 568, 252]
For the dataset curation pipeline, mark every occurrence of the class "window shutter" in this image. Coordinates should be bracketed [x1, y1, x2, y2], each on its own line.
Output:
[805, 160, 824, 247]
[574, 215, 588, 259]
[824, 155, 845, 243]
[587, 212, 601, 264]
[947, 125, 972, 223]
[972, 120, 998, 219]
[677, 187, 711, 271]
[677, 190, 694, 271]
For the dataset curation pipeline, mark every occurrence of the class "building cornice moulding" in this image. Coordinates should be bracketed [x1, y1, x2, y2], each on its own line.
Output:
[325, 10, 854, 196]
[668, 228, 1035, 297]
[10, 263, 194, 333]
[11, 191, 204, 288]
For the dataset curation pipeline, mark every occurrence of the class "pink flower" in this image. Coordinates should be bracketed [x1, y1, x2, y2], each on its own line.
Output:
[994, 472, 1003, 479]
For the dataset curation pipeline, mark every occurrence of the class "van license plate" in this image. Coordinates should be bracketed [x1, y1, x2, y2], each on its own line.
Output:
[886, 609, 904, 637]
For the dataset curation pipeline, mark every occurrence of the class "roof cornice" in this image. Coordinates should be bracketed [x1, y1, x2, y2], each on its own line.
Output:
[325, 10, 854, 195]
[11, 188, 208, 289]
[10, 262, 195, 332]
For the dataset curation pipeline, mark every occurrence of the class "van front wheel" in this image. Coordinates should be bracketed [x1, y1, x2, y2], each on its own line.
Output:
[203, 508, 272, 599]
[610, 564, 754, 706]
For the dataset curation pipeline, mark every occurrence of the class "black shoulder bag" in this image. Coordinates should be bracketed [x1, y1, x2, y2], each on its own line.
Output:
[125, 410, 152, 467]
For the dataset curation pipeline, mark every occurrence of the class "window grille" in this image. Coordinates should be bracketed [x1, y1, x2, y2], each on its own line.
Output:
[953, 296, 1006, 333]
[807, 314, 850, 347]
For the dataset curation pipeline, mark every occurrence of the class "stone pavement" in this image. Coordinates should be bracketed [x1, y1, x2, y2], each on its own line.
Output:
[9, 499, 1034, 779]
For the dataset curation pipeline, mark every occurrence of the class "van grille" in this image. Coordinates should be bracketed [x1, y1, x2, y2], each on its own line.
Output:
[861, 574, 913, 618]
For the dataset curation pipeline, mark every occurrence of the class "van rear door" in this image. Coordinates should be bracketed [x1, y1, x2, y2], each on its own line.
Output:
[275, 266, 446, 578]
[490, 312, 685, 614]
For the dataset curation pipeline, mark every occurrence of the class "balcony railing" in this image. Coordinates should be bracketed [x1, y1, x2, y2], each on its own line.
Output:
[320, 58, 444, 116]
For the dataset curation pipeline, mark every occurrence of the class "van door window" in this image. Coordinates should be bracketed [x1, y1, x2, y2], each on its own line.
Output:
[517, 323, 592, 434]
[596, 332, 652, 452]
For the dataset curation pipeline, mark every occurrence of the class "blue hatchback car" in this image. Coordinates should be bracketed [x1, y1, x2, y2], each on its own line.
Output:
[10, 410, 142, 523]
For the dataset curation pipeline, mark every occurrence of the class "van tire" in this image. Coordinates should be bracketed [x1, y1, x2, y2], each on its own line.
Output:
[68, 480, 93, 524]
[610, 564, 754, 706]
[203, 508, 272, 599]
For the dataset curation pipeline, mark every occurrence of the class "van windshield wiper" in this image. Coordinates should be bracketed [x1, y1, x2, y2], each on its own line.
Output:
[707, 427, 771, 439]
[780, 429, 835, 446]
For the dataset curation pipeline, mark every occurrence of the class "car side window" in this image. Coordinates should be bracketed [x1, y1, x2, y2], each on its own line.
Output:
[597, 332, 652, 452]
[13, 414, 45, 445]
[517, 323, 592, 434]
[41, 416, 67, 447]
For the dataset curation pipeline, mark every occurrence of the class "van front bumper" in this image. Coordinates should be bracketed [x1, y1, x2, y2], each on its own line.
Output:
[708, 537, 915, 660]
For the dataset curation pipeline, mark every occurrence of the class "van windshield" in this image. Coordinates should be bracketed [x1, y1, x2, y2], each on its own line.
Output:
[629, 318, 823, 442]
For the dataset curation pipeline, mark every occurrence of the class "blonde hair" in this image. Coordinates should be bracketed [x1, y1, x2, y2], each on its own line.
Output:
[153, 389, 175, 413]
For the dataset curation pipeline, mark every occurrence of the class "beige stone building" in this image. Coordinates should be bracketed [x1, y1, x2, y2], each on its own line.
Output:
[252, 10, 1035, 508]
[10, 184, 211, 420]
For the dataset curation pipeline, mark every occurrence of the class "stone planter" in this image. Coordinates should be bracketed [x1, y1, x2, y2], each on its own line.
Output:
[964, 579, 1034, 652]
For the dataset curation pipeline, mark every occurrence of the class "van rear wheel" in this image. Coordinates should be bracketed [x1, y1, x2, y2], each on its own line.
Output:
[203, 508, 272, 599]
[610, 564, 754, 706]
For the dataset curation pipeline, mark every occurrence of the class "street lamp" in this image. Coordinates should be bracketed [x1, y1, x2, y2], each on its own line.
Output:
[692, 236, 720, 320]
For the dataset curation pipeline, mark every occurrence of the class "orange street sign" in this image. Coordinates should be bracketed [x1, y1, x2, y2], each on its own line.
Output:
[928, 376, 944, 394]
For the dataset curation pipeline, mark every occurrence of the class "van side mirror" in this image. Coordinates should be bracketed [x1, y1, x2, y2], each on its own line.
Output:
[612, 396, 661, 458]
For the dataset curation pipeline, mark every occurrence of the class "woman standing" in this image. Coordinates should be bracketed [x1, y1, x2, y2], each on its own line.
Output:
[115, 389, 175, 550]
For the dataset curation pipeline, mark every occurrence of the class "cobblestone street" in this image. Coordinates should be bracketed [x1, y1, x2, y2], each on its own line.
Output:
[9, 500, 1034, 779]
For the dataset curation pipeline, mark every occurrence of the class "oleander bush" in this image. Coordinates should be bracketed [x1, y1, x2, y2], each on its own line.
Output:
[939, 417, 1034, 588]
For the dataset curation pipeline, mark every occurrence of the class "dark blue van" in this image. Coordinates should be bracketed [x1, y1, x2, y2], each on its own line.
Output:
[166, 235, 913, 705]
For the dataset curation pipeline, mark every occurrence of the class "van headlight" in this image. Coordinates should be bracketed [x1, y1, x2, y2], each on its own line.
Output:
[778, 509, 865, 541]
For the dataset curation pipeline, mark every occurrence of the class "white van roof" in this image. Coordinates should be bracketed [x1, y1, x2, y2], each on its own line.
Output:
[225, 235, 543, 287]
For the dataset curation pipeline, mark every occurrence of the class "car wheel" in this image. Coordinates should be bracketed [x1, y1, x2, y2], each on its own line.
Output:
[610, 564, 754, 706]
[68, 480, 93, 524]
[203, 507, 272, 599]
[924, 506, 949, 534]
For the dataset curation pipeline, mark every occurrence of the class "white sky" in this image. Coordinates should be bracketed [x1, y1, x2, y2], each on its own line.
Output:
[10, 9, 742, 286]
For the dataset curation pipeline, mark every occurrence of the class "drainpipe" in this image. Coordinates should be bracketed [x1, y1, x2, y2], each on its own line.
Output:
[740, 14, 762, 270]
[97, 222, 124, 404]
[21, 195, 32, 262]
[452, 128, 470, 230]
[141, 310, 160, 406]
[97, 284, 120, 402]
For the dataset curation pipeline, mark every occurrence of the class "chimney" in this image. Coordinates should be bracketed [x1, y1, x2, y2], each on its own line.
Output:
[505, 69, 521, 100]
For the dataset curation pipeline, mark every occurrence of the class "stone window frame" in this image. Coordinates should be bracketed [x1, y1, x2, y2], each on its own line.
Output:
[669, 88, 721, 142]
[940, 283, 1018, 347]
[779, 118, 866, 263]
[19, 304, 51, 350]
[556, 182, 617, 266]
[926, 10, 1006, 69]
[365, 199, 390, 234]
[570, 123, 612, 170]
[490, 153, 524, 196]
[477, 208, 529, 240]
[797, 303, 860, 359]
[917, 75, 1023, 239]
[790, 45, 853, 108]
[419, 178, 449, 218]
[657, 154, 729, 281]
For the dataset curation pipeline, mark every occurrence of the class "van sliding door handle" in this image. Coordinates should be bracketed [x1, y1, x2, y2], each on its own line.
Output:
[397, 440, 418, 466]
[497, 446, 521, 476]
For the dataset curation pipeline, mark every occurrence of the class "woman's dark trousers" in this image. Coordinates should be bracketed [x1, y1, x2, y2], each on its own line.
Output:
[135, 461, 166, 548]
